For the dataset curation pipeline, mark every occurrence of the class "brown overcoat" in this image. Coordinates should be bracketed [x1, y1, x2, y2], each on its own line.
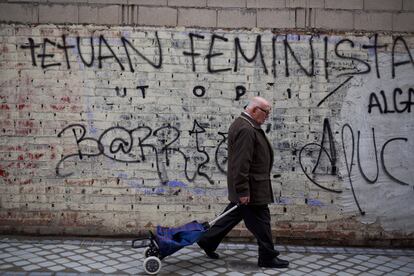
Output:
[227, 112, 275, 205]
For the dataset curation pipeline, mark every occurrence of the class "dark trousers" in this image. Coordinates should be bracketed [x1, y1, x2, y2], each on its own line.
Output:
[198, 202, 279, 260]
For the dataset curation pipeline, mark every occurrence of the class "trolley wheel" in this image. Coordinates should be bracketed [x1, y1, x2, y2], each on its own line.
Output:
[144, 246, 159, 258]
[143, 256, 162, 274]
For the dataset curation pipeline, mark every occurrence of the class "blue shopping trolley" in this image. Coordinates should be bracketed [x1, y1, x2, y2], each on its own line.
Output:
[132, 204, 239, 274]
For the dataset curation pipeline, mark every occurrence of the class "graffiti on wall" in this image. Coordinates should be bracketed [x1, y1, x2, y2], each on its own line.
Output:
[296, 46, 413, 231]
[299, 118, 412, 215]
[8, 28, 414, 231]
[55, 121, 224, 184]
[19, 33, 414, 79]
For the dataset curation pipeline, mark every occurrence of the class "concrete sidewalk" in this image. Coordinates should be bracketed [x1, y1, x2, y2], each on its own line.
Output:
[0, 236, 413, 275]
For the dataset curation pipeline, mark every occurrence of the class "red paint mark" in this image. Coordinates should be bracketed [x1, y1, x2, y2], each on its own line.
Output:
[70, 105, 83, 112]
[0, 120, 12, 127]
[15, 129, 30, 136]
[28, 153, 44, 160]
[18, 104, 26, 110]
[0, 169, 8, 177]
[0, 104, 10, 110]
[61, 96, 70, 103]
[51, 104, 65, 111]
[20, 179, 32, 185]
[25, 162, 38, 169]
[18, 155, 24, 161]
[3, 146, 22, 152]
[18, 121, 34, 128]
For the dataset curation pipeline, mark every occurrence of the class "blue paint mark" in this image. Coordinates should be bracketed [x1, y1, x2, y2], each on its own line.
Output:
[276, 197, 292, 205]
[127, 180, 143, 188]
[366, 36, 376, 57]
[286, 34, 300, 42]
[87, 114, 97, 135]
[117, 172, 129, 179]
[274, 36, 283, 42]
[155, 188, 165, 194]
[307, 199, 324, 207]
[327, 35, 342, 44]
[121, 31, 131, 39]
[167, 181, 187, 188]
[191, 188, 205, 196]
[139, 187, 166, 195]
[67, 37, 85, 71]
[85, 97, 97, 135]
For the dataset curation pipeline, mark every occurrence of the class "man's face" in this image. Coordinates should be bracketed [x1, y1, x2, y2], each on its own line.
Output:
[252, 104, 271, 125]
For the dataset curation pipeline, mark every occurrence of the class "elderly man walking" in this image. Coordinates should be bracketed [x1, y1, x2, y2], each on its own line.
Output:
[198, 96, 289, 269]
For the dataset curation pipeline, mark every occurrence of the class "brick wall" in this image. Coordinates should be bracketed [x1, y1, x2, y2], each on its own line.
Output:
[0, 0, 414, 31]
[0, 1, 413, 246]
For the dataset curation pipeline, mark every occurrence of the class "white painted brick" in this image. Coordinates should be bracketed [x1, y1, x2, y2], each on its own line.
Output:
[207, 0, 246, 8]
[88, 0, 127, 3]
[217, 9, 256, 28]
[325, 0, 363, 10]
[79, 5, 98, 24]
[314, 9, 354, 30]
[39, 4, 78, 24]
[138, 6, 177, 26]
[169, 0, 207, 7]
[354, 11, 392, 31]
[257, 9, 296, 28]
[247, 0, 285, 8]
[364, 0, 402, 11]
[177, 8, 217, 28]
[286, 0, 307, 8]
[393, 12, 414, 31]
[309, 0, 325, 8]
[403, 0, 414, 10]
[0, 3, 38, 23]
[128, 0, 167, 5]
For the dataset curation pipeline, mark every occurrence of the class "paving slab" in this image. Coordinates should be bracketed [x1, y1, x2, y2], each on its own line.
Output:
[0, 236, 413, 275]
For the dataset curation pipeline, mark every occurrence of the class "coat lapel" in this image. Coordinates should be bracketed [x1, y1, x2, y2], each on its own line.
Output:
[239, 113, 274, 169]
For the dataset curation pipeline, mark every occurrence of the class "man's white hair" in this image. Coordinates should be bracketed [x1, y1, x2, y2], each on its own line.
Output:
[245, 96, 269, 110]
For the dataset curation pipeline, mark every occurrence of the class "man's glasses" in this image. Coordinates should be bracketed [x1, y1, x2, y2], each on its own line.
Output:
[256, 106, 270, 115]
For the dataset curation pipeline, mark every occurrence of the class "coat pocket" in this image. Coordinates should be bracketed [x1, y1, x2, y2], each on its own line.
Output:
[249, 173, 273, 204]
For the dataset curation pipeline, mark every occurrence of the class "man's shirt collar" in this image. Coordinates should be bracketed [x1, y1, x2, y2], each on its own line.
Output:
[241, 112, 261, 129]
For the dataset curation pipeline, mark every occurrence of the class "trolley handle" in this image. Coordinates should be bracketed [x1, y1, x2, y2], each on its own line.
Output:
[208, 204, 239, 227]
[132, 230, 158, 249]
[131, 238, 151, 248]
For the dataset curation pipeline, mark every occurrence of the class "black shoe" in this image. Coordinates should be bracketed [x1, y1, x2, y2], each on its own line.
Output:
[197, 242, 220, 259]
[258, 257, 289, 268]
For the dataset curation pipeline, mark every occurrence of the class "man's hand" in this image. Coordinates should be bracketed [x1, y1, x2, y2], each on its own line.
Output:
[239, 196, 250, 205]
